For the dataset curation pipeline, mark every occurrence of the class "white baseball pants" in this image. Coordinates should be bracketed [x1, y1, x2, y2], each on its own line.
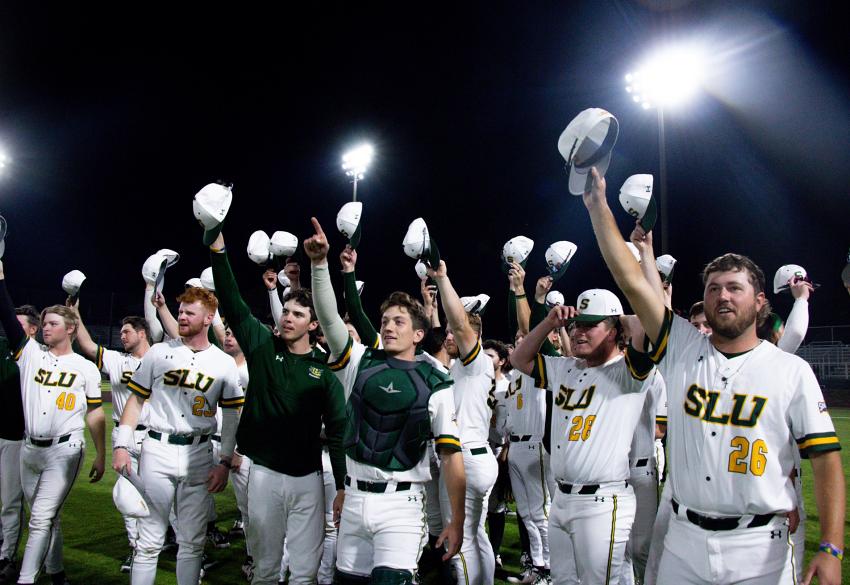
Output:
[644, 480, 672, 585]
[336, 484, 428, 577]
[657, 509, 795, 585]
[246, 463, 324, 585]
[0, 438, 24, 561]
[619, 458, 658, 585]
[319, 449, 338, 584]
[424, 447, 443, 537]
[507, 440, 551, 569]
[440, 446, 498, 585]
[18, 434, 85, 583]
[131, 437, 212, 585]
[230, 452, 251, 556]
[549, 483, 636, 585]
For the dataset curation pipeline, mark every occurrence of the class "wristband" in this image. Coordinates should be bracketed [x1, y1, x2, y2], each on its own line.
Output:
[515, 294, 527, 300]
[818, 542, 843, 560]
[210, 244, 226, 253]
[218, 459, 232, 470]
[114, 424, 134, 450]
[112, 445, 130, 453]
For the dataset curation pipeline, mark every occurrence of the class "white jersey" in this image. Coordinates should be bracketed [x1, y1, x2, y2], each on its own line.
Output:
[532, 352, 651, 484]
[628, 372, 667, 461]
[488, 377, 509, 446]
[127, 338, 244, 435]
[95, 344, 149, 423]
[15, 338, 102, 439]
[504, 369, 547, 440]
[329, 340, 461, 484]
[449, 340, 495, 448]
[647, 310, 841, 516]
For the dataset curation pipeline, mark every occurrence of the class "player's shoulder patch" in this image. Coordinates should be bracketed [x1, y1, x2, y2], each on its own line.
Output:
[307, 365, 323, 380]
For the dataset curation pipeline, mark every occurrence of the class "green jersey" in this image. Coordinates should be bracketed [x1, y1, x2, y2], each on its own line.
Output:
[210, 249, 347, 488]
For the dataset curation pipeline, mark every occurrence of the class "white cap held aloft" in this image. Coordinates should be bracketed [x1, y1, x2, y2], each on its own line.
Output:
[545, 241, 578, 281]
[402, 218, 440, 267]
[247, 231, 272, 265]
[773, 264, 807, 294]
[656, 254, 677, 283]
[502, 236, 534, 269]
[460, 294, 490, 314]
[270, 231, 298, 258]
[545, 290, 565, 308]
[193, 182, 233, 245]
[62, 270, 86, 297]
[619, 174, 657, 231]
[337, 202, 363, 248]
[558, 108, 619, 196]
[200, 267, 215, 291]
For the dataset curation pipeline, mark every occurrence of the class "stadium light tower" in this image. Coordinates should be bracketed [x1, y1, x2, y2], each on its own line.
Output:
[626, 45, 705, 254]
[342, 143, 374, 201]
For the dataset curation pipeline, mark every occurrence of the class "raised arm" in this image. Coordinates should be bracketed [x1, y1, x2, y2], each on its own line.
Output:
[153, 291, 180, 339]
[340, 246, 379, 348]
[532, 276, 560, 356]
[509, 262, 530, 336]
[421, 278, 441, 328]
[0, 261, 26, 352]
[263, 269, 285, 328]
[778, 278, 812, 354]
[583, 168, 666, 342]
[510, 305, 576, 376]
[65, 298, 98, 361]
[305, 217, 351, 357]
[143, 284, 165, 342]
[429, 260, 478, 359]
[629, 224, 668, 308]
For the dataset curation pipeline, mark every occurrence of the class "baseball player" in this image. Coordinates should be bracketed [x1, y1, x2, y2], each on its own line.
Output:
[112, 286, 243, 585]
[582, 166, 844, 585]
[65, 300, 152, 574]
[687, 302, 711, 336]
[206, 229, 346, 585]
[483, 339, 510, 569]
[511, 289, 654, 585]
[305, 217, 466, 584]
[0, 262, 106, 585]
[429, 259, 498, 585]
[0, 305, 38, 583]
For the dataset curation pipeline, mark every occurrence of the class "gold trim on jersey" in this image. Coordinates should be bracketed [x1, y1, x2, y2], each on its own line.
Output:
[219, 396, 245, 408]
[648, 309, 673, 364]
[435, 434, 462, 451]
[533, 353, 548, 389]
[127, 380, 151, 398]
[86, 398, 103, 406]
[624, 348, 651, 381]
[371, 336, 380, 350]
[796, 432, 840, 456]
[328, 338, 354, 371]
[96, 345, 105, 370]
[460, 340, 481, 366]
[656, 415, 668, 424]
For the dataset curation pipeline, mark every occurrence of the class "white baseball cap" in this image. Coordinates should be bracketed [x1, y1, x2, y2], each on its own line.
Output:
[278, 273, 291, 288]
[141, 253, 169, 294]
[155, 249, 180, 268]
[185, 277, 203, 289]
[337, 202, 363, 248]
[112, 473, 149, 519]
[619, 174, 657, 231]
[625, 242, 641, 263]
[570, 289, 624, 323]
[62, 270, 86, 297]
[773, 264, 807, 294]
[545, 241, 578, 281]
[402, 218, 440, 267]
[414, 260, 428, 280]
[545, 290, 565, 308]
[502, 236, 534, 269]
[461, 294, 490, 314]
[200, 267, 215, 291]
[0, 215, 7, 259]
[656, 254, 677, 283]
[193, 183, 233, 245]
[247, 230, 272, 265]
[269, 231, 298, 258]
[558, 108, 620, 196]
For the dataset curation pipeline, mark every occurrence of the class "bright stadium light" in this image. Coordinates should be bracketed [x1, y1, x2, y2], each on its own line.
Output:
[342, 143, 374, 201]
[0, 150, 9, 177]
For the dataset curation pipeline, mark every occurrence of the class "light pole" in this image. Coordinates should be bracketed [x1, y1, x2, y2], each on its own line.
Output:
[625, 46, 704, 254]
[342, 143, 374, 202]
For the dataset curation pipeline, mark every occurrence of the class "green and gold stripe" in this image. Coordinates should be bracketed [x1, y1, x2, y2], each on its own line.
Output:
[328, 338, 354, 371]
[797, 431, 841, 457]
[435, 434, 462, 451]
[532, 353, 548, 389]
[219, 396, 245, 408]
[460, 340, 481, 366]
[86, 397, 103, 406]
[96, 345, 105, 370]
[127, 380, 151, 399]
[648, 309, 673, 364]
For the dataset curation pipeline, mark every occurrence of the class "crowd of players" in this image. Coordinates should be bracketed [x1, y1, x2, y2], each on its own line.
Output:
[0, 135, 845, 585]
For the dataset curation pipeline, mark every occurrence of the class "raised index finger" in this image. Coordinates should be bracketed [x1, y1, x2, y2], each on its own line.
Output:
[311, 217, 326, 238]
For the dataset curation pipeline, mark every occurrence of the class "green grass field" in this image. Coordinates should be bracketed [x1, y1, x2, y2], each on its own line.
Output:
[10, 406, 850, 584]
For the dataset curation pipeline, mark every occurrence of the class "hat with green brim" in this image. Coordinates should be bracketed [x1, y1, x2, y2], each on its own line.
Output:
[568, 289, 624, 323]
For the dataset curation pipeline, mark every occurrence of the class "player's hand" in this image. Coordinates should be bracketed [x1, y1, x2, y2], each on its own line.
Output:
[152, 291, 165, 308]
[546, 305, 576, 329]
[65, 296, 80, 314]
[508, 261, 525, 293]
[206, 463, 230, 493]
[802, 551, 841, 585]
[230, 452, 243, 472]
[436, 519, 464, 561]
[786, 507, 800, 534]
[789, 277, 814, 301]
[426, 260, 448, 280]
[332, 489, 344, 528]
[581, 167, 607, 210]
[283, 258, 301, 290]
[112, 447, 132, 476]
[303, 217, 329, 265]
[262, 269, 278, 291]
[535, 275, 553, 304]
[339, 245, 357, 273]
[629, 222, 650, 252]
[89, 456, 105, 483]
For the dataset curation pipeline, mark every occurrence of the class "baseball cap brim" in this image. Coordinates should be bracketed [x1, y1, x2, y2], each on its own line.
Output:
[501, 257, 529, 275]
[567, 314, 610, 324]
[659, 264, 675, 284]
[0, 215, 7, 241]
[426, 238, 441, 268]
[639, 196, 658, 232]
[154, 258, 168, 295]
[549, 260, 571, 282]
[569, 150, 613, 196]
[202, 222, 224, 246]
[349, 221, 362, 249]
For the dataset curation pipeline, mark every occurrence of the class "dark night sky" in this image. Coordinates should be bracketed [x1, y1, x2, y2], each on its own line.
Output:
[1, 1, 849, 341]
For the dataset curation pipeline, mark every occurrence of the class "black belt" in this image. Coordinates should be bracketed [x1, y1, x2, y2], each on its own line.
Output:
[114, 421, 147, 431]
[28, 434, 71, 447]
[510, 434, 532, 442]
[344, 476, 411, 494]
[147, 430, 210, 446]
[469, 447, 488, 455]
[672, 499, 774, 531]
[558, 480, 628, 495]
[635, 458, 649, 467]
[212, 435, 221, 442]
